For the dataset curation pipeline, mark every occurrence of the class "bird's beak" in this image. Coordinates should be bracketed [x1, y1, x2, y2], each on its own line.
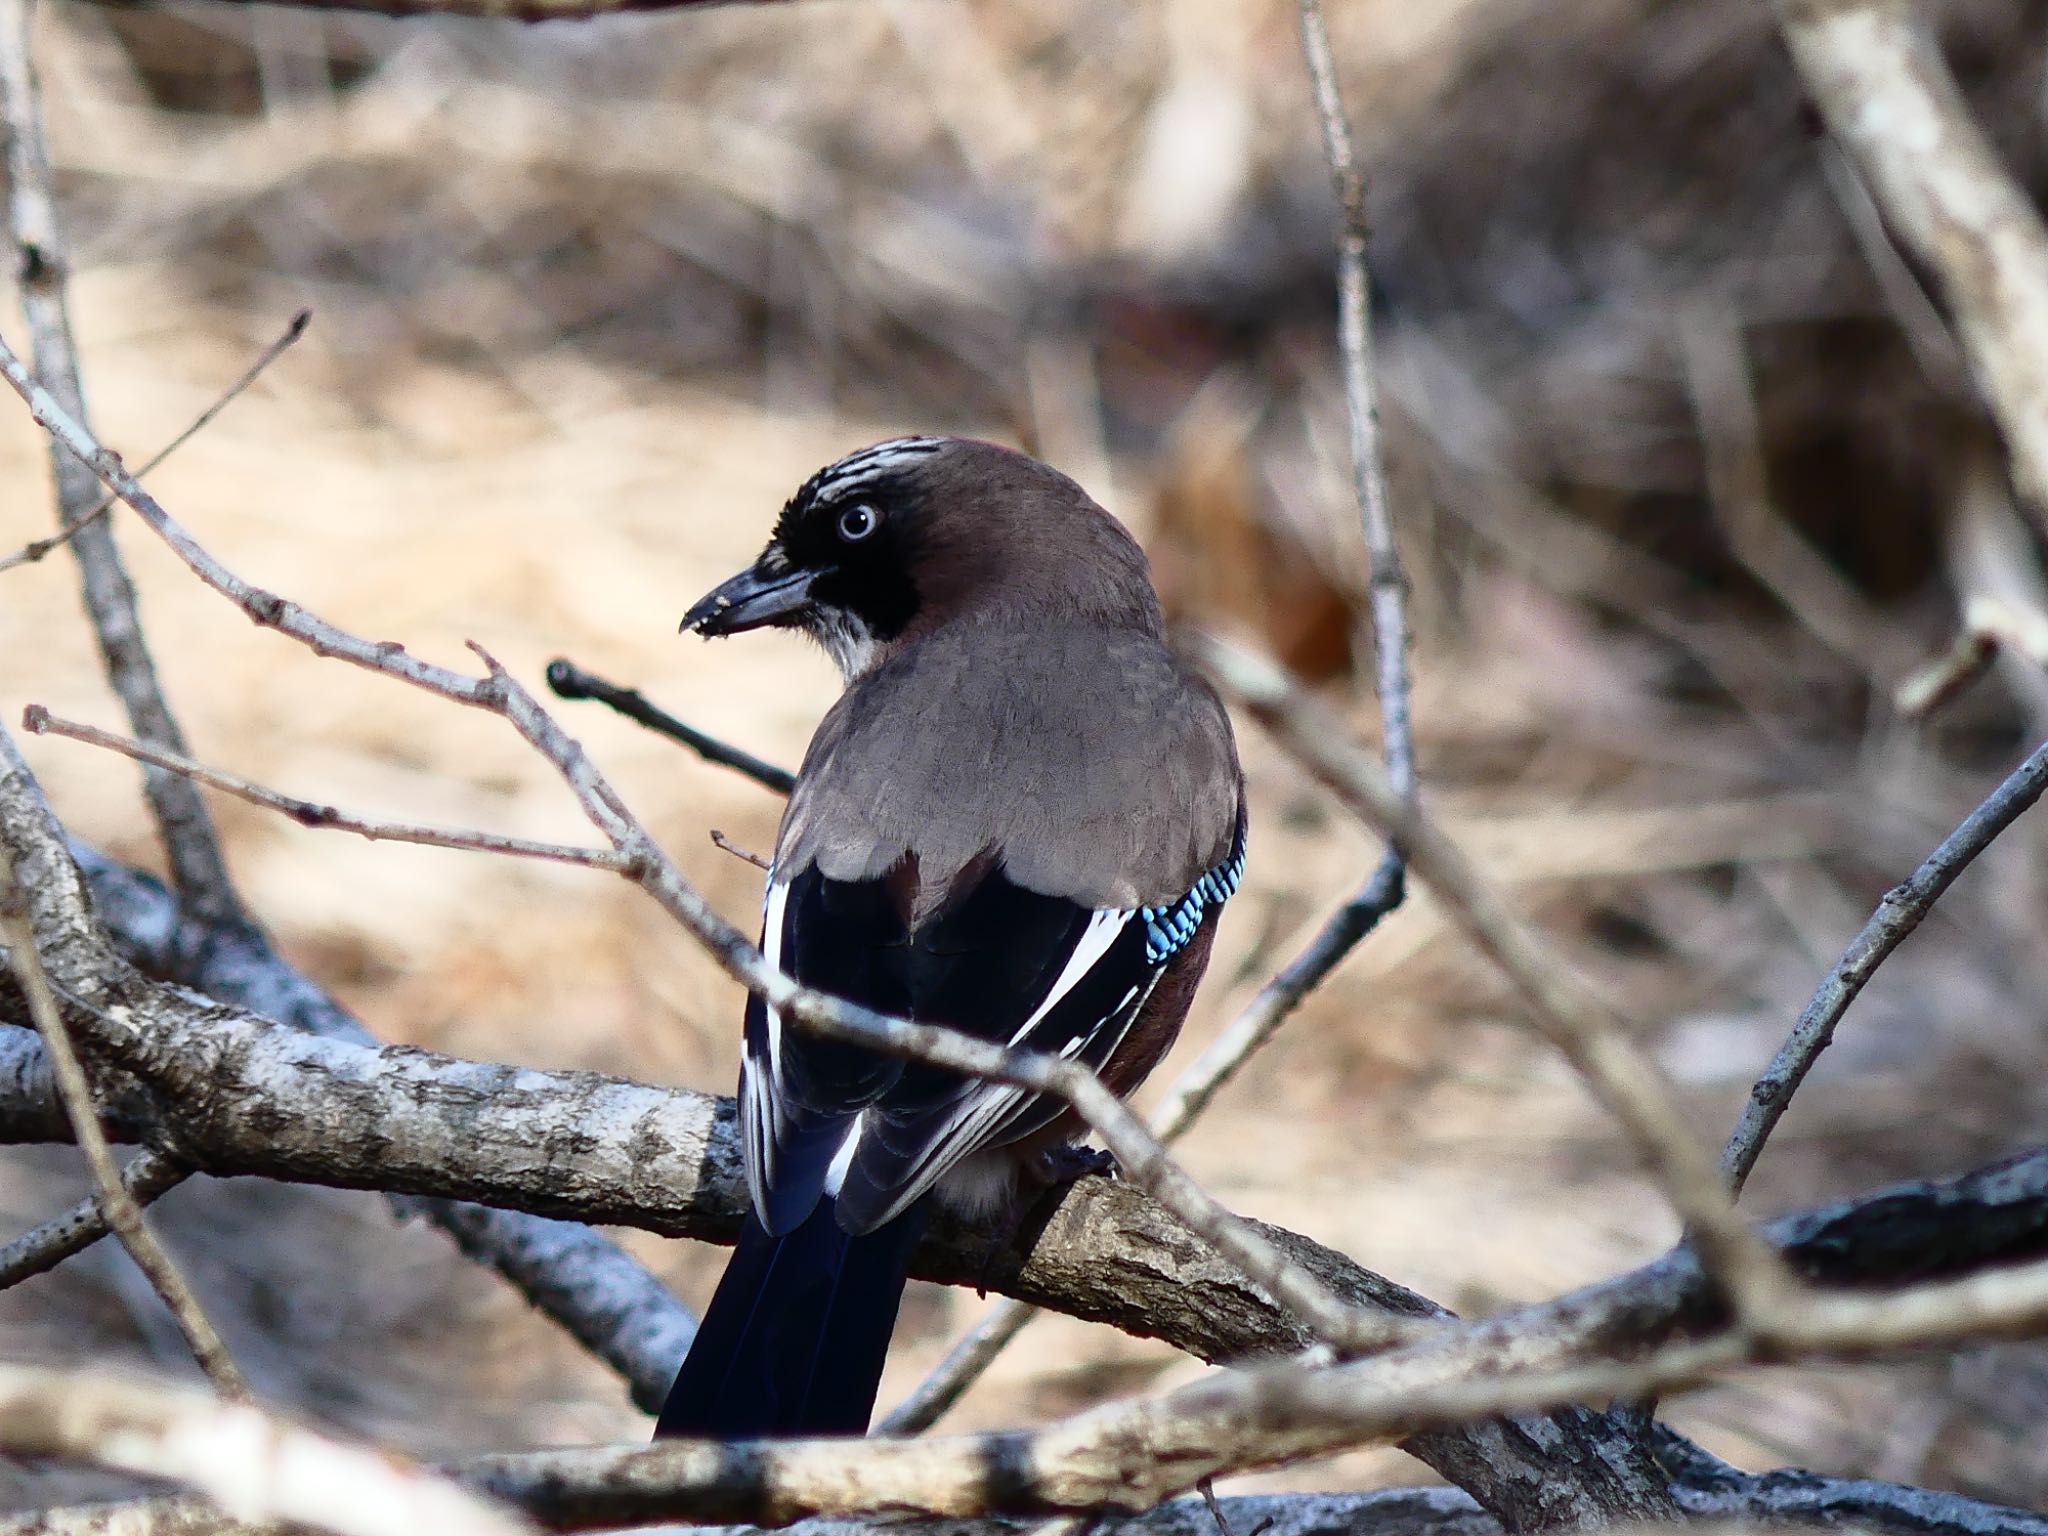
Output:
[681, 560, 816, 637]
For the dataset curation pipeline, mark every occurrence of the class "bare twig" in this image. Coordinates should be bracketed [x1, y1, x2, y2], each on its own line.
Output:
[709, 828, 772, 870]
[1297, 0, 1414, 803]
[0, 342, 1419, 1357]
[0, 1363, 532, 1536]
[1199, 639, 1794, 1313]
[25, 707, 638, 873]
[1720, 733, 2048, 1192]
[545, 657, 796, 794]
[0, 0, 243, 933]
[0, 1147, 187, 1291]
[0, 310, 309, 578]
[0, 845, 245, 1396]
[886, 0, 1427, 1433]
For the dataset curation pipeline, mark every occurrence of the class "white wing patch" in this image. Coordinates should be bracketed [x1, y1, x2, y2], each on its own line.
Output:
[1007, 908, 1133, 1045]
[741, 875, 794, 1217]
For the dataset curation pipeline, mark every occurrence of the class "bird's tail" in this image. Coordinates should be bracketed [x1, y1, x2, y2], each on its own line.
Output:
[655, 1197, 927, 1439]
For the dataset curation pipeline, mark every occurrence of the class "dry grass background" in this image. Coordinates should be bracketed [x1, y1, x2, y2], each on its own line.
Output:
[1, 0, 2047, 1512]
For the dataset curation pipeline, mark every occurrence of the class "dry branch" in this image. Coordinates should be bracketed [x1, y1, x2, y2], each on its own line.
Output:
[545, 658, 796, 794]
[0, 311, 307, 578]
[0, 1147, 187, 1290]
[1198, 640, 1791, 1314]
[1772, 0, 2048, 533]
[62, 844, 701, 1411]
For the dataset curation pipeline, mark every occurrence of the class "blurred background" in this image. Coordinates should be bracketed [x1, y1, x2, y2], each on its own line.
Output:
[1, 0, 2047, 1512]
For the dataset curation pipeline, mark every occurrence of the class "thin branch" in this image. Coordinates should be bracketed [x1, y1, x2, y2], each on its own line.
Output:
[25, 707, 638, 873]
[544, 657, 796, 794]
[0, 310, 309, 578]
[887, 0, 1428, 1434]
[709, 828, 772, 870]
[0, 1364, 533, 1536]
[0, 1146, 187, 1291]
[1297, 0, 1414, 803]
[0, 0, 243, 933]
[878, 1296, 1038, 1434]
[1720, 732, 2048, 1191]
[1198, 638, 1795, 1315]
[0, 845, 246, 1397]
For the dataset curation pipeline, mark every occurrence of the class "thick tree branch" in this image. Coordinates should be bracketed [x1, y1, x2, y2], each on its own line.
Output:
[6, 849, 2048, 1529]
[61, 845, 699, 1413]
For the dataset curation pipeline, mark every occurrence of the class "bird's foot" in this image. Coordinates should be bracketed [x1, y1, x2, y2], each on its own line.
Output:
[971, 1147, 1117, 1297]
[1023, 1142, 1118, 1190]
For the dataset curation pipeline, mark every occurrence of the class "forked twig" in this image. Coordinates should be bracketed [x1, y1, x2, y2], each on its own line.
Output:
[0, 310, 309, 577]
[0, 846, 246, 1396]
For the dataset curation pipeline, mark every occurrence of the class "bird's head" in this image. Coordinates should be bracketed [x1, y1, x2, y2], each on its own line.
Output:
[682, 436, 1159, 677]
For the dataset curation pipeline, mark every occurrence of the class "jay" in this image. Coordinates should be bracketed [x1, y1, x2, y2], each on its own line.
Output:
[658, 436, 1244, 1439]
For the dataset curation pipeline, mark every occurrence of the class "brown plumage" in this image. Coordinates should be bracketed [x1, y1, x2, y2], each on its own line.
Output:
[660, 436, 1243, 1441]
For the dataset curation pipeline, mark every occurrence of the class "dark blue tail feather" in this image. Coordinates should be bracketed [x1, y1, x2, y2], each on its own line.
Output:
[654, 1197, 927, 1439]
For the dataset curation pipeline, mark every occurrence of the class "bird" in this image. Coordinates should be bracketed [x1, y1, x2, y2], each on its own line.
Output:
[656, 435, 1245, 1440]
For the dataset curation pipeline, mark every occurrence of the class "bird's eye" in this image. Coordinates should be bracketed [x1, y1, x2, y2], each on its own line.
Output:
[836, 504, 880, 543]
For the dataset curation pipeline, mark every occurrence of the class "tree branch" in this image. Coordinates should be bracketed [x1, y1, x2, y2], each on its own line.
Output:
[62, 845, 700, 1413]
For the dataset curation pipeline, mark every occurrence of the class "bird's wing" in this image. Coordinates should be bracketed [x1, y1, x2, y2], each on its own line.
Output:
[740, 813, 1246, 1236]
